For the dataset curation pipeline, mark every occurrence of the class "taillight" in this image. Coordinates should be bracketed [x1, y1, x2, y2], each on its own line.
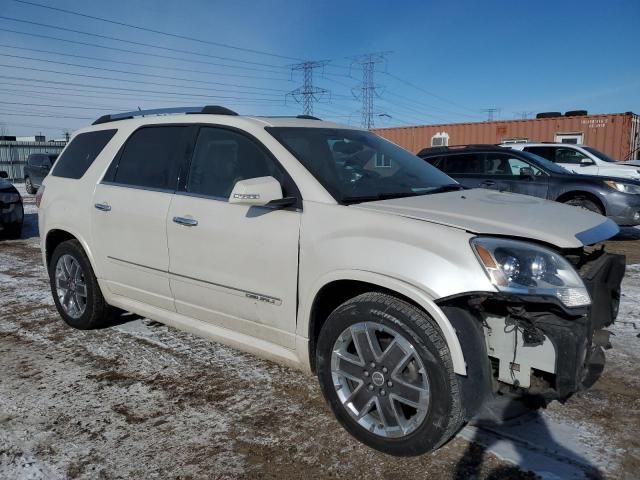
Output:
[35, 185, 45, 208]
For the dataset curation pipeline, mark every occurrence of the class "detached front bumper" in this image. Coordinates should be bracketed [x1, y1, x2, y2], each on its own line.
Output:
[440, 250, 626, 406]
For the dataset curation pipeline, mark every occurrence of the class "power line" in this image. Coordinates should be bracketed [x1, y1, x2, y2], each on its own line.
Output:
[0, 16, 290, 69]
[287, 61, 330, 116]
[382, 72, 481, 116]
[0, 64, 288, 96]
[350, 52, 392, 128]
[0, 27, 286, 74]
[0, 75, 289, 102]
[10, 0, 302, 61]
[0, 44, 292, 82]
[2, 53, 289, 92]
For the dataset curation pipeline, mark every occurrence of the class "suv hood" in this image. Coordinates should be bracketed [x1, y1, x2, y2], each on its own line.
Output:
[353, 188, 619, 249]
[568, 163, 640, 179]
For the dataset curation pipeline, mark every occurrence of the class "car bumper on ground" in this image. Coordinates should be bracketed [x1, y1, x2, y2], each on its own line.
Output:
[438, 250, 626, 408]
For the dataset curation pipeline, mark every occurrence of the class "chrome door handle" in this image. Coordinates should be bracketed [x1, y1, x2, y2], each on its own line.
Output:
[94, 203, 111, 212]
[173, 216, 198, 227]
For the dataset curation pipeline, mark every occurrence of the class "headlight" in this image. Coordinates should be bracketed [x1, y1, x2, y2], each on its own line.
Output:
[604, 180, 640, 194]
[471, 237, 590, 308]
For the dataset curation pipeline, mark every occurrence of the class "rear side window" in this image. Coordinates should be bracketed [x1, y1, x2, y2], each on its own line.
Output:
[111, 126, 191, 191]
[442, 154, 484, 174]
[52, 129, 117, 179]
[523, 146, 555, 162]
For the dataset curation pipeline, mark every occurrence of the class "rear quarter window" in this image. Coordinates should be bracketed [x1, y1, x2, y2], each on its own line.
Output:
[52, 129, 117, 179]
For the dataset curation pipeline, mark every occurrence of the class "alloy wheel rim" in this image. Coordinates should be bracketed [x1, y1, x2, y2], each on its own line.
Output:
[55, 254, 87, 319]
[330, 321, 430, 438]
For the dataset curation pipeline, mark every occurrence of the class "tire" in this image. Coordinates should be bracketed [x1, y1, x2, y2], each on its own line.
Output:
[563, 196, 603, 215]
[49, 239, 113, 329]
[316, 292, 465, 456]
[25, 177, 37, 195]
[3, 222, 22, 239]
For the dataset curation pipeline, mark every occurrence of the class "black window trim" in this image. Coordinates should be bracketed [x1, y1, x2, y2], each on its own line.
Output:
[100, 124, 197, 194]
[51, 128, 118, 180]
[100, 122, 303, 210]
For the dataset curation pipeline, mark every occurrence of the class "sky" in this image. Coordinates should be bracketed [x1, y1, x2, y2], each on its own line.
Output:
[0, 0, 638, 137]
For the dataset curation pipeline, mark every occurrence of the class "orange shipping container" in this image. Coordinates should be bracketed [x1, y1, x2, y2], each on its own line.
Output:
[372, 112, 640, 161]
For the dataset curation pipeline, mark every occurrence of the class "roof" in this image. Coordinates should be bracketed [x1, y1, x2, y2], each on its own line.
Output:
[86, 105, 357, 131]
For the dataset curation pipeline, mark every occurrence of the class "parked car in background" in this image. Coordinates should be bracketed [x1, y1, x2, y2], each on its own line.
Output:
[419, 145, 640, 226]
[24, 153, 58, 194]
[39, 106, 625, 456]
[504, 142, 640, 180]
[0, 170, 24, 238]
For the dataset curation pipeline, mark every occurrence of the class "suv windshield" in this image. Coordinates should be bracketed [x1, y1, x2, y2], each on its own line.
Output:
[518, 151, 571, 174]
[583, 146, 616, 163]
[267, 127, 460, 203]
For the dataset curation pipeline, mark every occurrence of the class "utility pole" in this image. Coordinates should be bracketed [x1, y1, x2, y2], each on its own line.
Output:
[481, 108, 500, 121]
[350, 52, 392, 129]
[515, 111, 533, 120]
[287, 61, 329, 116]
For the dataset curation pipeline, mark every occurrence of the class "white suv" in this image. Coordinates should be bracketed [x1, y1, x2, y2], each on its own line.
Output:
[39, 107, 626, 456]
[505, 142, 640, 180]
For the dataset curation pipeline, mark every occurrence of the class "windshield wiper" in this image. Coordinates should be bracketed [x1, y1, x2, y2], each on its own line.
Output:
[342, 186, 463, 204]
[422, 183, 465, 195]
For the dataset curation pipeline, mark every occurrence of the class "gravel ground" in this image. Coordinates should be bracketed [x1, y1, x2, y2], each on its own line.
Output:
[0, 188, 638, 479]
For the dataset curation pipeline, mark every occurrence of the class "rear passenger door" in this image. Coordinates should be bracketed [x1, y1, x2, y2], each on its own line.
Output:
[91, 125, 195, 312]
[166, 126, 301, 348]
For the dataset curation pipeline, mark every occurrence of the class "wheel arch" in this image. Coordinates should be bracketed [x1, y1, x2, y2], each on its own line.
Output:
[556, 190, 606, 215]
[44, 228, 98, 275]
[303, 271, 467, 376]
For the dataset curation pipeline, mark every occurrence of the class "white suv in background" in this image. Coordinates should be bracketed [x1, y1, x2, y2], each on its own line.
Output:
[39, 106, 626, 456]
[505, 142, 640, 180]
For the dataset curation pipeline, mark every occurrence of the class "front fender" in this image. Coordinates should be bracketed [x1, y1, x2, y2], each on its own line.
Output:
[299, 269, 468, 375]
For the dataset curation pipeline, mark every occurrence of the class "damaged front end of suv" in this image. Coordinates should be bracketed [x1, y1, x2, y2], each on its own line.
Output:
[439, 235, 625, 413]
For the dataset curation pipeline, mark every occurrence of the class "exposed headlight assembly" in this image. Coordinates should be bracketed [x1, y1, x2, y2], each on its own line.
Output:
[604, 180, 640, 195]
[471, 237, 590, 308]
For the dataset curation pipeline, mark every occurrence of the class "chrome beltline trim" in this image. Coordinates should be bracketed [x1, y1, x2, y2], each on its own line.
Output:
[107, 256, 282, 305]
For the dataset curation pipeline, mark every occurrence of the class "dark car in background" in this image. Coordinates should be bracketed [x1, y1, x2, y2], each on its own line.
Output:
[418, 145, 640, 226]
[0, 170, 24, 238]
[24, 153, 57, 194]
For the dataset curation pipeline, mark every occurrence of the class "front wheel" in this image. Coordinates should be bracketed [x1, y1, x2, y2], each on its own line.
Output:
[563, 196, 603, 215]
[49, 239, 113, 329]
[316, 292, 465, 456]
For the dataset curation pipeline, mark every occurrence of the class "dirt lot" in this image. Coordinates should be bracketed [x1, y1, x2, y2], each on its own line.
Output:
[1, 190, 639, 479]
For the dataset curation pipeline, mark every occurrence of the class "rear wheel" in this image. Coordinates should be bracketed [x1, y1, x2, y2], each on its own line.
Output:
[563, 196, 603, 215]
[24, 177, 37, 195]
[316, 292, 465, 456]
[49, 240, 113, 329]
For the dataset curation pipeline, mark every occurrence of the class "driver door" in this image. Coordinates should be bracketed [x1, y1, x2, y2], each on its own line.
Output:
[484, 152, 549, 198]
[166, 126, 301, 349]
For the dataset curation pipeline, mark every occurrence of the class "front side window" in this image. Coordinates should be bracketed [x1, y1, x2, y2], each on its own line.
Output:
[187, 127, 284, 199]
[112, 126, 189, 191]
[583, 146, 615, 162]
[484, 153, 543, 176]
[52, 129, 117, 179]
[268, 127, 458, 203]
[523, 146, 555, 162]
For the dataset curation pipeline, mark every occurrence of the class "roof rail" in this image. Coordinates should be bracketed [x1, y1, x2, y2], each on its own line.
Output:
[92, 105, 238, 125]
[296, 115, 322, 120]
[419, 144, 505, 152]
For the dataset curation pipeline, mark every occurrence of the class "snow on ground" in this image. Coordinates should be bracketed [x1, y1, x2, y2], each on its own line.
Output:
[0, 192, 638, 479]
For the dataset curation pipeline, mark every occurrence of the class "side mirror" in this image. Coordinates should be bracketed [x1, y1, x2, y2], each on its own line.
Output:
[229, 176, 283, 206]
[0, 171, 8, 179]
[580, 158, 595, 167]
[519, 167, 535, 179]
